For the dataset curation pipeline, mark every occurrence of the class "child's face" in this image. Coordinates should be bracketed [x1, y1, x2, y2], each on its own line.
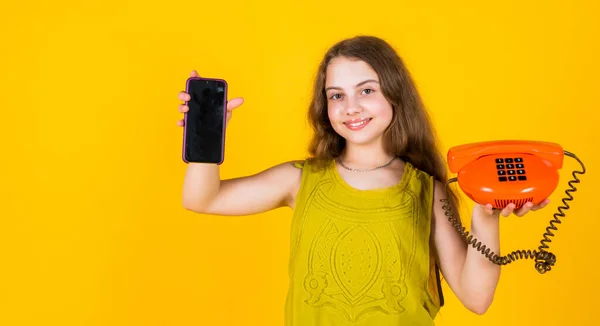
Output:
[325, 57, 393, 148]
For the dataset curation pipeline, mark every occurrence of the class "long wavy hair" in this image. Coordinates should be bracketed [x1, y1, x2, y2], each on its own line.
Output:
[307, 35, 460, 213]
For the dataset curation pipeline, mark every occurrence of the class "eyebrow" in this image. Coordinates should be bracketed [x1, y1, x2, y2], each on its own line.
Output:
[325, 79, 379, 91]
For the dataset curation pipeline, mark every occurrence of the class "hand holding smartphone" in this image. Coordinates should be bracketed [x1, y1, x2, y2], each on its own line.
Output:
[177, 70, 244, 164]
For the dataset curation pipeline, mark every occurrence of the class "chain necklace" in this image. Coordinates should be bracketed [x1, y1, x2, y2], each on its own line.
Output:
[336, 156, 397, 172]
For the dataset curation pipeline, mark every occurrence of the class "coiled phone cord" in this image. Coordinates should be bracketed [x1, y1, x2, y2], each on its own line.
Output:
[441, 150, 586, 274]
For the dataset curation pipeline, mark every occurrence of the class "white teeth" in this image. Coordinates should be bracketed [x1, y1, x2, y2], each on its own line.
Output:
[346, 118, 369, 127]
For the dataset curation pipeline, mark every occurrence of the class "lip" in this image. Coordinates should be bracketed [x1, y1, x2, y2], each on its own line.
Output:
[343, 117, 372, 131]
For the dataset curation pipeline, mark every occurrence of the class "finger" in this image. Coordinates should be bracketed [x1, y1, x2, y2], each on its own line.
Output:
[514, 202, 533, 217]
[483, 204, 495, 216]
[226, 97, 245, 111]
[178, 104, 188, 113]
[501, 203, 516, 217]
[177, 119, 184, 127]
[179, 91, 190, 102]
[190, 70, 200, 77]
[531, 198, 550, 211]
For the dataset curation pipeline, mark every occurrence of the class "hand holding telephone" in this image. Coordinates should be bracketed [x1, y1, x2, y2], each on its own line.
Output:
[182, 77, 228, 164]
[442, 140, 586, 273]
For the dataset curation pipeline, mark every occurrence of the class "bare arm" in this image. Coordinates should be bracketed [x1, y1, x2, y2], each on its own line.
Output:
[431, 180, 550, 314]
[431, 180, 500, 314]
[177, 70, 303, 216]
[182, 161, 302, 216]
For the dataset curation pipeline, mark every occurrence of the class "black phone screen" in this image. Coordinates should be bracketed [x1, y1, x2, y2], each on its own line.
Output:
[183, 78, 227, 164]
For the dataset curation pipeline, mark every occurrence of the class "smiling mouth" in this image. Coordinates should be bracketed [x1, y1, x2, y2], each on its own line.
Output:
[343, 118, 372, 130]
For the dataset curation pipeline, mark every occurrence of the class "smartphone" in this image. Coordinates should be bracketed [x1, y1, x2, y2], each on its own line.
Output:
[182, 77, 228, 164]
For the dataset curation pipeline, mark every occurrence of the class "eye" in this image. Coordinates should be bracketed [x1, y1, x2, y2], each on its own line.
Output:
[329, 93, 342, 100]
[362, 88, 374, 95]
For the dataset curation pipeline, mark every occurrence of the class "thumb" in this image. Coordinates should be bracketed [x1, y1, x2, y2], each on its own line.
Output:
[226, 97, 244, 111]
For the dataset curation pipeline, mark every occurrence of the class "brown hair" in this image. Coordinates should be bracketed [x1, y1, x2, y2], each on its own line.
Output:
[307, 35, 460, 210]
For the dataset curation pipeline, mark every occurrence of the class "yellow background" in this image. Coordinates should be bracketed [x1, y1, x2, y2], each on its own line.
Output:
[1, 0, 598, 325]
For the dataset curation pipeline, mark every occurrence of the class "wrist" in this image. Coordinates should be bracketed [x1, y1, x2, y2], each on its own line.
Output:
[470, 204, 500, 239]
[472, 204, 500, 223]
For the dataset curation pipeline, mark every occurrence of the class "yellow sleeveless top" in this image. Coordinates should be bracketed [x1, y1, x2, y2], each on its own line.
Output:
[285, 159, 444, 326]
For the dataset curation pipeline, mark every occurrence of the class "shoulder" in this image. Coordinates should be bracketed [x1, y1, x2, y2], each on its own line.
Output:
[402, 161, 436, 194]
[400, 161, 452, 202]
[245, 160, 304, 193]
[248, 160, 304, 208]
[432, 179, 447, 199]
[266, 160, 304, 181]
[291, 160, 306, 169]
[402, 162, 448, 212]
[283, 158, 329, 184]
[290, 157, 332, 175]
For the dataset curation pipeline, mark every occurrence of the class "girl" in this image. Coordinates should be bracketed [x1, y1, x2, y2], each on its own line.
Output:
[176, 35, 549, 325]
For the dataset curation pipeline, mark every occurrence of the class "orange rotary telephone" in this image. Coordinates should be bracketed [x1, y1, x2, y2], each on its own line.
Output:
[442, 140, 586, 274]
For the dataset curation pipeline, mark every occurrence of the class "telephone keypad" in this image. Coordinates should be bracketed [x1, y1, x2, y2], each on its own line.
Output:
[496, 157, 526, 182]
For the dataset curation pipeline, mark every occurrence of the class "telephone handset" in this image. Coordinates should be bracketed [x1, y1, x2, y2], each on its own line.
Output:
[441, 140, 586, 273]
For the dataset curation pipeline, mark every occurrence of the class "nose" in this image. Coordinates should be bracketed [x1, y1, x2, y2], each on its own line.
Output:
[344, 96, 362, 115]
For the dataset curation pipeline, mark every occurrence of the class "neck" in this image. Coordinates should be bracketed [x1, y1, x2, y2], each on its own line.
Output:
[339, 142, 395, 169]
